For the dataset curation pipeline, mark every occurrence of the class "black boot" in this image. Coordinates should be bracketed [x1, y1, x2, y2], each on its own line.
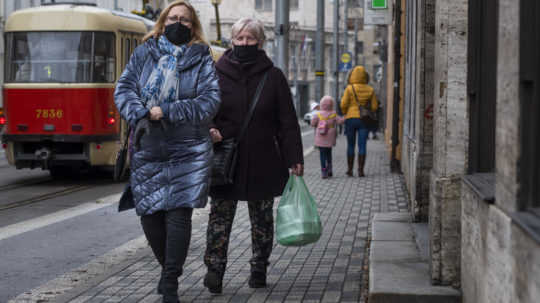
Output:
[161, 279, 179, 303]
[203, 270, 223, 294]
[248, 267, 267, 288]
[358, 154, 366, 177]
[157, 275, 164, 294]
[346, 156, 354, 177]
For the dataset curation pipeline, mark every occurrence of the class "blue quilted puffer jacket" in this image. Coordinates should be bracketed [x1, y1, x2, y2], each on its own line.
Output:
[114, 38, 220, 216]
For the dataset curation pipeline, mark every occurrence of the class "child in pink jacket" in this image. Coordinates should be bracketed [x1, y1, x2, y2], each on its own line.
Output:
[311, 96, 344, 178]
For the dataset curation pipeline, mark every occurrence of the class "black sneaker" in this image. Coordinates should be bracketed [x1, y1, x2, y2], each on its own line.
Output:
[203, 271, 223, 294]
[248, 271, 267, 288]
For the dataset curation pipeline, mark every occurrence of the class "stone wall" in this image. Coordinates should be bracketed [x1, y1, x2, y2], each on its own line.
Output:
[462, 185, 540, 303]
[461, 0, 540, 302]
[429, 0, 468, 286]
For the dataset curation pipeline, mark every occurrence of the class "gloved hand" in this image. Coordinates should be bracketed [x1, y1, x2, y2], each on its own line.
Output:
[134, 118, 151, 151]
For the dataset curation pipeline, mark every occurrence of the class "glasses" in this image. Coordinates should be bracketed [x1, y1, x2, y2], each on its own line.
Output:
[167, 16, 192, 25]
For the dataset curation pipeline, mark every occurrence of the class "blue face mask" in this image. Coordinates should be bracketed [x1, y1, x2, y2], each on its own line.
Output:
[164, 22, 191, 45]
[232, 44, 259, 62]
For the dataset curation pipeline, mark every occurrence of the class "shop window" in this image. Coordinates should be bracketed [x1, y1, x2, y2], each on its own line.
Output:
[255, 0, 272, 11]
[467, 0, 497, 174]
[520, 0, 540, 216]
[463, 0, 498, 203]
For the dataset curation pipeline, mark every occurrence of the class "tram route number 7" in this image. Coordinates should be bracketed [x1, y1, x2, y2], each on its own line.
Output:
[36, 109, 64, 119]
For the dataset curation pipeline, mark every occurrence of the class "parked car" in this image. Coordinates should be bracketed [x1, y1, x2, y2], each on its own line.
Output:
[304, 102, 320, 124]
[304, 111, 316, 124]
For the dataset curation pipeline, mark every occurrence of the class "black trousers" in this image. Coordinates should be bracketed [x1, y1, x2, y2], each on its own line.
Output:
[141, 207, 193, 299]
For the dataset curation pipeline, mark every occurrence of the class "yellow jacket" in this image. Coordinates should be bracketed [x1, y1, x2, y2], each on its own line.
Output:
[340, 66, 378, 119]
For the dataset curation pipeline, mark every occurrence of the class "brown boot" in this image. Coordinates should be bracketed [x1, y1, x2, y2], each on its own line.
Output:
[358, 155, 366, 177]
[346, 156, 354, 177]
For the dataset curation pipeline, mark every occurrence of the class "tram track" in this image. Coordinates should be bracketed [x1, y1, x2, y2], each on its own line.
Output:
[0, 176, 53, 192]
[0, 182, 102, 212]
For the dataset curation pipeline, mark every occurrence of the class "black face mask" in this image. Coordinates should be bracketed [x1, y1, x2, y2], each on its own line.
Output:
[164, 22, 191, 45]
[232, 44, 259, 62]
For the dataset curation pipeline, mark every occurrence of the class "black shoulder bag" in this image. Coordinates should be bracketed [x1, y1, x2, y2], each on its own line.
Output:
[351, 85, 378, 129]
[211, 71, 269, 187]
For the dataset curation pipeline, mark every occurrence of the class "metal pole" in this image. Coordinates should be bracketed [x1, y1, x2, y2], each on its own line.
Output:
[315, 0, 325, 101]
[213, 3, 221, 43]
[292, 42, 299, 116]
[114, 0, 119, 10]
[391, 0, 401, 173]
[274, 0, 289, 77]
[354, 17, 358, 66]
[344, 0, 348, 52]
[333, 0, 340, 101]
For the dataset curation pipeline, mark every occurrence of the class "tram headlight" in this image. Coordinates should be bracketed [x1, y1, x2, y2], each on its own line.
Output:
[106, 117, 116, 125]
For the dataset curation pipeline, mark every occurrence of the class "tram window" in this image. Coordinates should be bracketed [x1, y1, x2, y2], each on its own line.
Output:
[94, 33, 116, 83]
[5, 31, 115, 83]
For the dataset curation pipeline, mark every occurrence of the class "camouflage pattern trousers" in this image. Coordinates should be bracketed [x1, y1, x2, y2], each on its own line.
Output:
[204, 198, 274, 274]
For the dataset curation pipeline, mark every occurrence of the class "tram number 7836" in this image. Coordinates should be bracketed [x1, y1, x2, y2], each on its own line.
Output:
[36, 109, 64, 119]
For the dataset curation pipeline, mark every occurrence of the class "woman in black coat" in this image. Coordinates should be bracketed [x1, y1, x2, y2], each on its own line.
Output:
[203, 17, 304, 294]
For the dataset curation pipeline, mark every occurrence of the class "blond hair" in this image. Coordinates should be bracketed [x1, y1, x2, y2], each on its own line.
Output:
[230, 17, 266, 47]
[143, 0, 207, 46]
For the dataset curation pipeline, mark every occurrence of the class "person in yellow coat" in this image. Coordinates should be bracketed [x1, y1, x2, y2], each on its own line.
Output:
[340, 65, 378, 177]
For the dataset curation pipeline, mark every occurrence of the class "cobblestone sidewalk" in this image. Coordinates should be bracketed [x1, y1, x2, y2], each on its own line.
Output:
[56, 135, 409, 303]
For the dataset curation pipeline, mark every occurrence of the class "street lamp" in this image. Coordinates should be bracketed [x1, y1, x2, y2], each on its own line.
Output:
[211, 0, 222, 46]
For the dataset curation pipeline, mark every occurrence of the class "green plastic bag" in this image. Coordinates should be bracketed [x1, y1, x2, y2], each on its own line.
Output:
[276, 175, 322, 246]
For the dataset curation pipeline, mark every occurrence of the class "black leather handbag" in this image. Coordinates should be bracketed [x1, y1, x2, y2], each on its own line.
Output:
[211, 72, 269, 187]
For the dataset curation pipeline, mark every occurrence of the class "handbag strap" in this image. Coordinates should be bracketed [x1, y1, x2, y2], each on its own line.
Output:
[236, 71, 269, 142]
[122, 127, 130, 149]
[350, 85, 371, 110]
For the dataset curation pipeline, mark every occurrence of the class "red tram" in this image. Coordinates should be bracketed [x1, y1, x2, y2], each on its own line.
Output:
[1, 3, 151, 179]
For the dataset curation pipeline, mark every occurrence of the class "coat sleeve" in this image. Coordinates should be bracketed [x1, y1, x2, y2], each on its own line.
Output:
[310, 113, 319, 127]
[370, 87, 379, 112]
[160, 54, 221, 125]
[114, 46, 150, 128]
[340, 85, 351, 116]
[275, 68, 304, 166]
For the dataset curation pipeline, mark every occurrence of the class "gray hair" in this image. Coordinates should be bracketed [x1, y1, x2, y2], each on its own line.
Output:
[230, 18, 266, 46]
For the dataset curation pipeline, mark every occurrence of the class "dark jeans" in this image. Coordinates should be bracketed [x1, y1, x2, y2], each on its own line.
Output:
[345, 118, 369, 156]
[319, 147, 332, 170]
[204, 199, 274, 274]
[141, 207, 193, 299]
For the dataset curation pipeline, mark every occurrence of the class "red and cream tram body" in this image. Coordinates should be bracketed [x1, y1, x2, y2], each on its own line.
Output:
[1, 4, 151, 178]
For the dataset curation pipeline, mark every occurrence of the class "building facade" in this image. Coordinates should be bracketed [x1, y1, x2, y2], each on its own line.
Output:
[388, 0, 540, 300]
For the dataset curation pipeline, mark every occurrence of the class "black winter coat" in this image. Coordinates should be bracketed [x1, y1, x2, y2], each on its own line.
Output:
[210, 49, 303, 201]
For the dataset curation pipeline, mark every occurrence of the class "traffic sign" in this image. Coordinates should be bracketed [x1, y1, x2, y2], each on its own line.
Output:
[339, 52, 353, 72]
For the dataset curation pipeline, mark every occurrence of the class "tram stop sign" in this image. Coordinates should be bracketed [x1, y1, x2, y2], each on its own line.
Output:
[338, 52, 353, 72]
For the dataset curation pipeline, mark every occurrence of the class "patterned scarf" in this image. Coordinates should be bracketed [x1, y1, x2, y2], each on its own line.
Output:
[141, 36, 186, 109]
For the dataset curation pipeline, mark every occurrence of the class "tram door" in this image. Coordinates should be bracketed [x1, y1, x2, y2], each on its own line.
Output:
[118, 33, 142, 146]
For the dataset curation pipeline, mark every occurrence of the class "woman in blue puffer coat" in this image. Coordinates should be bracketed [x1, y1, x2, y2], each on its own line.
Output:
[114, 1, 220, 302]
